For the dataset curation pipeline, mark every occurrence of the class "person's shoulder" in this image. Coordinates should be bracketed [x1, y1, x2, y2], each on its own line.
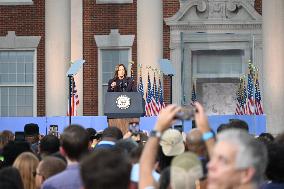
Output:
[42, 167, 81, 189]
[41, 170, 67, 189]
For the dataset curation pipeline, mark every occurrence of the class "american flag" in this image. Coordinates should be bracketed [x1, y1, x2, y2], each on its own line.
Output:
[235, 83, 243, 115]
[245, 73, 255, 115]
[137, 72, 144, 97]
[241, 78, 247, 114]
[254, 75, 264, 115]
[158, 78, 165, 110]
[67, 78, 79, 116]
[151, 73, 159, 115]
[145, 73, 153, 116]
[191, 83, 197, 103]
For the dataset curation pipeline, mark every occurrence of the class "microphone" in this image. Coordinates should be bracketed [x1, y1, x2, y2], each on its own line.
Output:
[119, 80, 123, 90]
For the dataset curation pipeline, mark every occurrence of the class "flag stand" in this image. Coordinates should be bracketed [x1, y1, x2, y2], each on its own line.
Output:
[159, 59, 176, 104]
[66, 59, 85, 125]
[68, 75, 73, 125]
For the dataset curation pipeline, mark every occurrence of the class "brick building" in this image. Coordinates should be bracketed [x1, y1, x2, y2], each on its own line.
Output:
[0, 0, 283, 134]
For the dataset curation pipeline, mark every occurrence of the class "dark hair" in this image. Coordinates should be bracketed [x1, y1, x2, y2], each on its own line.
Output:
[130, 145, 144, 164]
[257, 133, 274, 145]
[115, 139, 138, 156]
[0, 167, 24, 189]
[159, 167, 171, 189]
[24, 123, 39, 136]
[2, 141, 31, 167]
[102, 127, 123, 141]
[217, 123, 229, 133]
[60, 125, 89, 161]
[113, 64, 127, 80]
[39, 135, 60, 157]
[80, 149, 131, 189]
[157, 146, 174, 172]
[0, 130, 14, 143]
[50, 152, 67, 164]
[228, 119, 249, 132]
[266, 143, 284, 182]
[86, 128, 97, 141]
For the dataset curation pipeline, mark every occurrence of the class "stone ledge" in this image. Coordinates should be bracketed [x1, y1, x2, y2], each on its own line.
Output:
[96, 0, 132, 4]
[0, 0, 33, 5]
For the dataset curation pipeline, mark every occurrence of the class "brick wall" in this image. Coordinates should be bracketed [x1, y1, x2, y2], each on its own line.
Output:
[83, 0, 137, 115]
[0, 0, 45, 116]
[163, 0, 180, 104]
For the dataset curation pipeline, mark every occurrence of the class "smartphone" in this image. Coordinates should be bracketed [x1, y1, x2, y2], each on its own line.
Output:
[15, 131, 25, 141]
[174, 105, 195, 120]
[49, 125, 59, 137]
[128, 122, 140, 135]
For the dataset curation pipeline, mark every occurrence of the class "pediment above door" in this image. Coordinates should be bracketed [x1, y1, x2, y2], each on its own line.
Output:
[165, 0, 261, 28]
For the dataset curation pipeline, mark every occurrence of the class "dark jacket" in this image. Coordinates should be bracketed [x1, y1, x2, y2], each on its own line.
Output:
[107, 77, 136, 92]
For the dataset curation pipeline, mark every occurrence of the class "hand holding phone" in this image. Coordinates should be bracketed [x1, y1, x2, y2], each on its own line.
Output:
[128, 122, 140, 135]
[174, 105, 196, 120]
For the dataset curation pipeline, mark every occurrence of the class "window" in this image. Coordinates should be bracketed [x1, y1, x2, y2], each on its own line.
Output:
[101, 49, 129, 111]
[192, 50, 244, 77]
[0, 51, 34, 116]
[0, 0, 33, 5]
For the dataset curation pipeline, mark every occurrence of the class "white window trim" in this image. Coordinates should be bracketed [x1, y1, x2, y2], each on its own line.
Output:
[0, 31, 41, 116]
[95, 29, 135, 115]
[0, 0, 33, 5]
[96, 0, 132, 4]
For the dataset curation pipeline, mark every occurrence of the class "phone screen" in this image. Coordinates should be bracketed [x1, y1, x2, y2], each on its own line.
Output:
[49, 125, 59, 137]
[128, 123, 140, 135]
[15, 131, 25, 141]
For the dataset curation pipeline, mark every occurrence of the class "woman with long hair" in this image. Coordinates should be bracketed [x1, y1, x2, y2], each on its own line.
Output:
[13, 152, 39, 189]
[107, 64, 136, 92]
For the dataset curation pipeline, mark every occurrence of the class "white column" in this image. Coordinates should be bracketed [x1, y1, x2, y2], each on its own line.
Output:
[171, 47, 182, 105]
[45, 0, 71, 116]
[137, 0, 163, 79]
[263, 0, 284, 134]
[71, 0, 83, 115]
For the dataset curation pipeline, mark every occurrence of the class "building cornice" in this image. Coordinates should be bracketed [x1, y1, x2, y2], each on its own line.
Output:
[94, 29, 135, 48]
[0, 31, 41, 49]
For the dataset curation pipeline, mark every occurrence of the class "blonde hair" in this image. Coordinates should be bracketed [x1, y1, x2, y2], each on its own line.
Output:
[13, 152, 39, 189]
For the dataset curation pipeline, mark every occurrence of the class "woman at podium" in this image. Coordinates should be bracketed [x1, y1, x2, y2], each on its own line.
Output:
[107, 64, 136, 92]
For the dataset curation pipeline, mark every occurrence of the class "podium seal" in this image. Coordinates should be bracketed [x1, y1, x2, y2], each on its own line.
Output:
[116, 95, 131, 109]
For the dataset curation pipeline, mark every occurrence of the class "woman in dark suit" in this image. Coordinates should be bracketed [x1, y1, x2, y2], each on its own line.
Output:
[107, 64, 136, 92]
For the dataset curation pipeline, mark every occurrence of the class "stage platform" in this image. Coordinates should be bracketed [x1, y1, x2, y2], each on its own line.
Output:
[0, 115, 266, 135]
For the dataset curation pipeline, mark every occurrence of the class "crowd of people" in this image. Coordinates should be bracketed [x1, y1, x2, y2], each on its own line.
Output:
[0, 102, 284, 189]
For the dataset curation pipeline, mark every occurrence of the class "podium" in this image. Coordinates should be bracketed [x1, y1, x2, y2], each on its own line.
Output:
[104, 92, 145, 133]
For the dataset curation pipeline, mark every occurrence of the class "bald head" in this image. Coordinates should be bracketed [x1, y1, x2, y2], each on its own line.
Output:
[186, 129, 206, 156]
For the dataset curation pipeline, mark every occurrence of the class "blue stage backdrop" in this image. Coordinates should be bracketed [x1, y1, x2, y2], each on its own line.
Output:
[0, 115, 266, 135]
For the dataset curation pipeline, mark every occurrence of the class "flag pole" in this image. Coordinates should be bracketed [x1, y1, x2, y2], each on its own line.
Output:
[68, 75, 73, 125]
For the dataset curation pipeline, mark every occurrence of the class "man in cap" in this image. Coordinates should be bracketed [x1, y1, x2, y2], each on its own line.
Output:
[24, 123, 40, 153]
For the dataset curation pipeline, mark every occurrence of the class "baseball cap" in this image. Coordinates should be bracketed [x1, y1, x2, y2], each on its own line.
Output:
[24, 123, 39, 136]
[160, 129, 185, 156]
